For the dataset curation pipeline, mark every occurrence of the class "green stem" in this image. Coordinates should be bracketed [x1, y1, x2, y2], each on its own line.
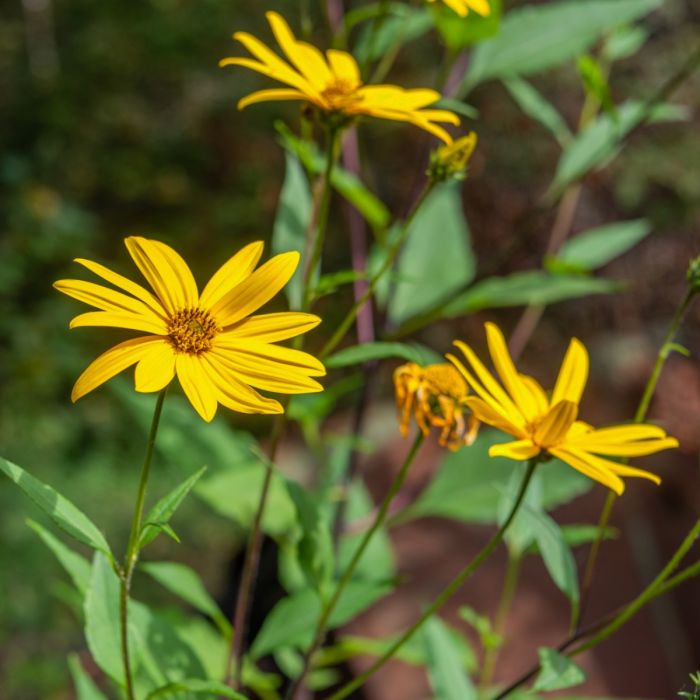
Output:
[574, 285, 698, 632]
[569, 518, 700, 657]
[327, 459, 539, 700]
[319, 180, 435, 359]
[302, 126, 341, 312]
[119, 388, 167, 700]
[479, 553, 522, 695]
[285, 432, 425, 700]
[227, 410, 288, 690]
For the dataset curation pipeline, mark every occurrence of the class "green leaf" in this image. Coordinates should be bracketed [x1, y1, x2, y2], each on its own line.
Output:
[314, 269, 366, 298]
[527, 524, 617, 554]
[325, 341, 443, 369]
[276, 122, 390, 234]
[0, 456, 111, 556]
[68, 654, 108, 700]
[458, 607, 502, 652]
[251, 580, 392, 659]
[273, 150, 312, 309]
[422, 618, 477, 700]
[140, 466, 207, 547]
[145, 680, 246, 699]
[465, 0, 662, 87]
[195, 460, 297, 539]
[287, 373, 363, 423]
[550, 100, 689, 195]
[533, 647, 586, 691]
[504, 78, 572, 146]
[389, 183, 476, 324]
[432, 0, 502, 52]
[403, 430, 593, 524]
[433, 98, 479, 120]
[547, 219, 652, 272]
[140, 561, 231, 637]
[603, 25, 648, 62]
[28, 519, 92, 595]
[442, 271, 622, 317]
[354, 6, 433, 63]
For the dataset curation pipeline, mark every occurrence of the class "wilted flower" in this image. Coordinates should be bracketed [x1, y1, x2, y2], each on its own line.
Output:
[394, 362, 479, 450]
[55, 237, 325, 422]
[447, 323, 678, 493]
[428, 132, 478, 182]
[220, 11, 460, 142]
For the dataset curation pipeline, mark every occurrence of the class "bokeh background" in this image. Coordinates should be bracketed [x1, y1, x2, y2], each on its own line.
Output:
[1, 0, 699, 698]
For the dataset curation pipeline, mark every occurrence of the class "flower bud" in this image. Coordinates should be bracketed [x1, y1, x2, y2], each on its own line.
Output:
[428, 132, 478, 183]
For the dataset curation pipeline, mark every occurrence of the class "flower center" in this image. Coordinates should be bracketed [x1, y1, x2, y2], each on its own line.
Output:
[321, 78, 362, 108]
[422, 364, 468, 402]
[167, 308, 219, 355]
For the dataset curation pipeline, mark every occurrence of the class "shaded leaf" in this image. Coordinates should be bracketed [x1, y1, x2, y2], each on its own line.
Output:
[422, 617, 477, 700]
[325, 341, 443, 369]
[145, 680, 245, 699]
[68, 654, 108, 700]
[533, 647, 586, 691]
[389, 183, 475, 324]
[0, 456, 111, 556]
[140, 466, 207, 547]
[354, 6, 432, 63]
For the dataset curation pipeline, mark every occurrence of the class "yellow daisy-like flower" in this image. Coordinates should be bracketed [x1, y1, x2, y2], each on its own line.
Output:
[427, 0, 491, 18]
[219, 11, 460, 143]
[54, 237, 325, 422]
[446, 323, 679, 494]
[394, 362, 479, 451]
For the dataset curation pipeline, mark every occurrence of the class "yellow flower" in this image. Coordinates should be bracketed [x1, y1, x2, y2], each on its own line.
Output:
[219, 11, 460, 143]
[54, 237, 325, 422]
[446, 323, 679, 494]
[428, 132, 478, 182]
[428, 0, 491, 17]
[394, 362, 479, 451]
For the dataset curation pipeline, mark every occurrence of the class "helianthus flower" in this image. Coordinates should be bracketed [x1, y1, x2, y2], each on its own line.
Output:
[54, 237, 325, 422]
[446, 323, 678, 494]
[427, 0, 491, 17]
[219, 11, 460, 143]
[394, 362, 479, 451]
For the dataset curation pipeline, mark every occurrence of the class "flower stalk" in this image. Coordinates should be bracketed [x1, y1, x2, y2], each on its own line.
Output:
[326, 458, 539, 700]
[119, 388, 167, 700]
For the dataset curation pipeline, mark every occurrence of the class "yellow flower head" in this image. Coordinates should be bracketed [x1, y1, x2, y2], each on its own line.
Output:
[394, 362, 480, 451]
[446, 323, 679, 494]
[429, 132, 478, 182]
[219, 11, 460, 143]
[427, 0, 491, 17]
[54, 237, 325, 422]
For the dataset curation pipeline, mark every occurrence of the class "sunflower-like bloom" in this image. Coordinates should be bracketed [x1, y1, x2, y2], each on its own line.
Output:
[446, 323, 679, 494]
[394, 362, 480, 451]
[428, 0, 491, 17]
[219, 11, 460, 143]
[54, 237, 325, 422]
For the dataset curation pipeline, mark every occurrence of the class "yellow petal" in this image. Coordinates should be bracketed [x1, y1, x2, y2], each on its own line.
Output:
[201, 353, 283, 414]
[200, 241, 264, 309]
[210, 346, 324, 394]
[175, 354, 218, 422]
[125, 237, 199, 314]
[210, 251, 300, 328]
[226, 31, 316, 94]
[463, 396, 524, 437]
[569, 424, 668, 444]
[443, 0, 469, 16]
[71, 336, 162, 402]
[266, 11, 332, 91]
[519, 373, 549, 415]
[74, 258, 166, 318]
[489, 439, 541, 461]
[551, 338, 589, 407]
[215, 339, 325, 376]
[54, 279, 164, 322]
[69, 311, 167, 335]
[570, 436, 679, 458]
[449, 343, 524, 428]
[219, 312, 320, 342]
[533, 400, 578, 447]
[467, 0, 491, 16]
[485, 322, 540, 422]
[237, 88, 310, 110]
[556, 447, 662, 488]
[358, 85, 442, 110]
[549, 447, 625, 495]
[326, 49, 361, 85]
[134, 341, 176, 393]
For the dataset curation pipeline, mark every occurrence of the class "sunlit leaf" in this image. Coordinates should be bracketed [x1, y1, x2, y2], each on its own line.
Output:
[533, 647, 586, 691]
[325, 341, 443, 369]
